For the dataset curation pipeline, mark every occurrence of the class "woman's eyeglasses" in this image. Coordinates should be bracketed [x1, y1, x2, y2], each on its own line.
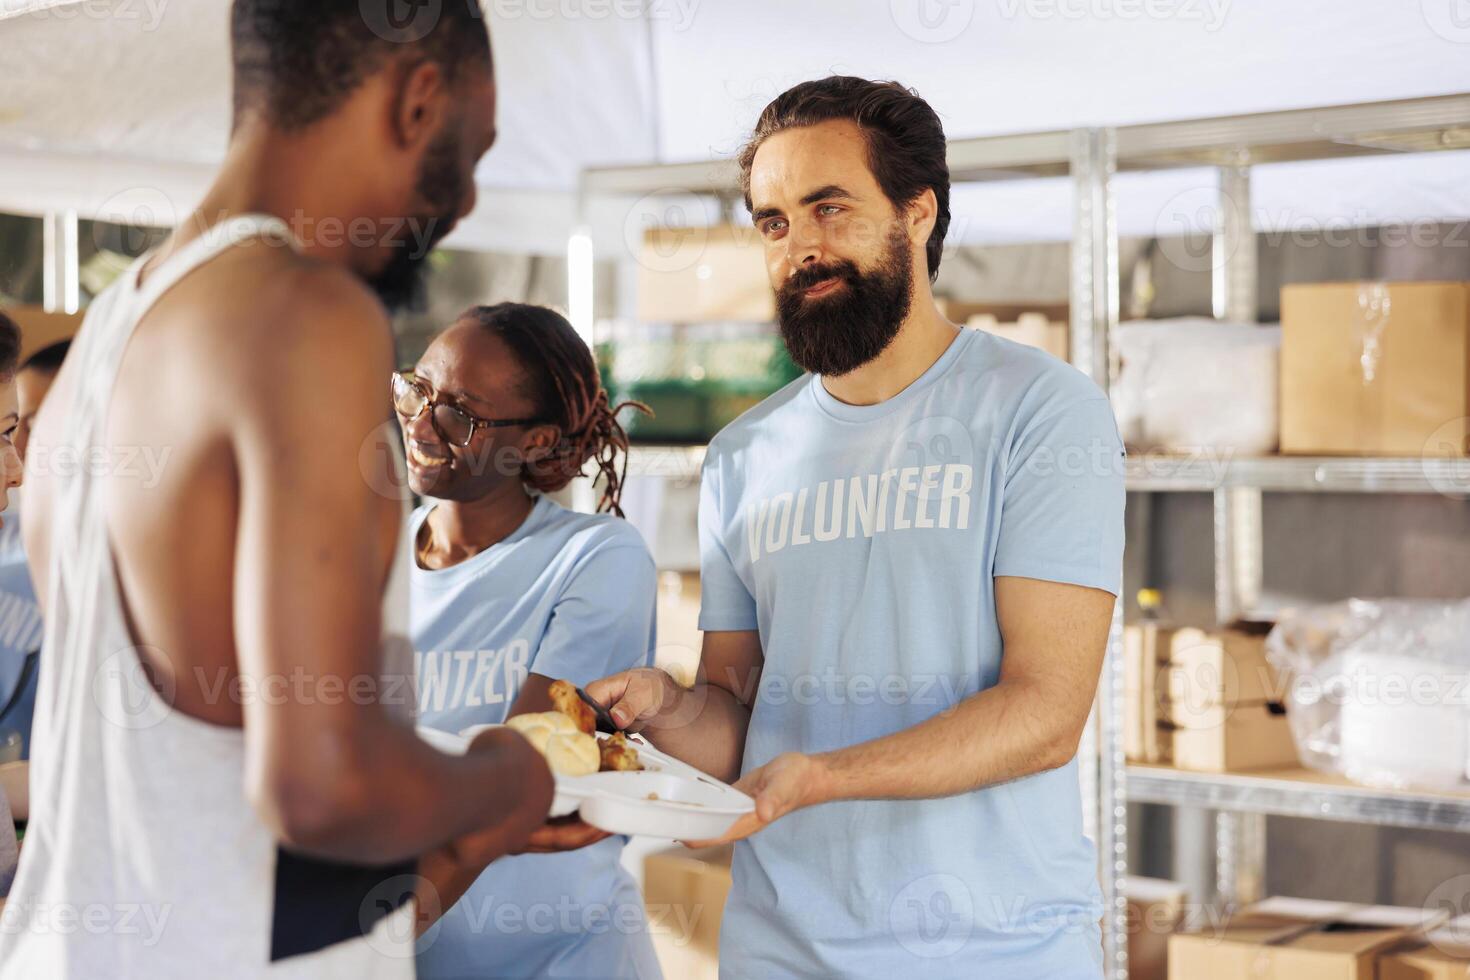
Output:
[391, 372, 548, 447]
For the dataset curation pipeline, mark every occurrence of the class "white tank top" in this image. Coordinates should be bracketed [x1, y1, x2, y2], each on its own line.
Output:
[0, 215, 418, 978]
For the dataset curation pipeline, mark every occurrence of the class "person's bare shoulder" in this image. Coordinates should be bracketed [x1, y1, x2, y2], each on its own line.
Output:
[140, 241, 396, 440]
[208, 245, 392, 394]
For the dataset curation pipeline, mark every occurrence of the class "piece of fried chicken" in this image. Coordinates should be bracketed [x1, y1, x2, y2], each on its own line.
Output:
[598, 731, 641, 772]
[547, 678, 597, 735]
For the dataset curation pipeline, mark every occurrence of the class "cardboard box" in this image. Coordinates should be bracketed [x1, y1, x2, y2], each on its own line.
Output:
[937, 300, 1069, 325]
[1125, 623, 1177, 764]
[1280, 281, 1470, 456]
[971, 313, 1070, 362]
[1171, 700, 1296, 773]
[1379, 918, 1470, 980]
[643, 845, 732, 980]
[1168, 897, 1446, 980]
[1165, 624, 1283, 711]
[1126, 622, 1290, 770]
[1124, 624, 1147, 762]
[1134, 622, 1300, 774]
[2, 306, 84, 363]
[638, 225, 774, 324]
[1125, 877, 1189, 980]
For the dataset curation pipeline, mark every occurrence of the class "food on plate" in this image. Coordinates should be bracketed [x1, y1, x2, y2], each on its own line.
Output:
[541, 731, 599, 777]
[598, 731, 642, 772]
[506, 711, 599, 776]
[505, 682, 644, 778]
[504, 710, 578, 750]
[547, 679, 597, 735]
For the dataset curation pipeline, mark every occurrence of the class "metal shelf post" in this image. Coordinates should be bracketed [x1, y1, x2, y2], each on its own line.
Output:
[1209, 157, 1269, 912]
[1071, 126, 1128, 980]
[42, 209, 80, 315]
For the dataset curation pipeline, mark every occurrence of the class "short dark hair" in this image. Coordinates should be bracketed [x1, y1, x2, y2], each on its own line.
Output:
[231, 0, 492, 130]
[738, 76, 952, 282]
[0, 313, 21, 383]
[20, 339, 71, 375]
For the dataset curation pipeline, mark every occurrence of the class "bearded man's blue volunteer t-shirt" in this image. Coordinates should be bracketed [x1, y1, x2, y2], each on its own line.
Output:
[409, 494, 663, 980]
[698, 328, 1126, 980]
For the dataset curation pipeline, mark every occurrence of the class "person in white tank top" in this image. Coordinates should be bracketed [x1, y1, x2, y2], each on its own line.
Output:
[0, 5, 578, 977]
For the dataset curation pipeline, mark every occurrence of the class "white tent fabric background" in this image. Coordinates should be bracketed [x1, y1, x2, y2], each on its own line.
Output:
[1, 0, 1467, 255]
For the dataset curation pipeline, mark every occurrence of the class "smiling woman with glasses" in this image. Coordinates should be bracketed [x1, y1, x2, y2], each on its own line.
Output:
[390, 371, 548, 448]
[396, 303, 661, 980]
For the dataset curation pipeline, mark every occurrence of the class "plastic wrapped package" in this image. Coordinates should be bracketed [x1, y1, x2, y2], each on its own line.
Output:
[1265, 599, 1470, 791]
[1112, 318, 1281, 455]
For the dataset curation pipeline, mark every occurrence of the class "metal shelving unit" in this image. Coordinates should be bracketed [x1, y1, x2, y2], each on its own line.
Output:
[1124, 455, 1470, 494]
[1100, 91, 1470, 966]
[1129, 766, 1470, 833]
[573, 91, 1470, 980]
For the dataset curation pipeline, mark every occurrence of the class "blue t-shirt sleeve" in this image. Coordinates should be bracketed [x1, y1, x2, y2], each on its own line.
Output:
[529, 542, 658, 688]
[696, 451, 759, 632]
[993, 397, 1126, 595]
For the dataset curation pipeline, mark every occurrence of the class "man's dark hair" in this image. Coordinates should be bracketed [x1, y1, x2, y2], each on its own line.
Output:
[0, 313, 21, 383]
[21, 339, 71, 375]
[231, 0, 492, 131]
[738, 76, 952, 282]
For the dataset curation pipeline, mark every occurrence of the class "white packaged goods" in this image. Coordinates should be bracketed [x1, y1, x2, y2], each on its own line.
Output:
[1266, 599, 1470, 791]
[1337, 650, 1468, 789]
[1113, 318, 1281, 455]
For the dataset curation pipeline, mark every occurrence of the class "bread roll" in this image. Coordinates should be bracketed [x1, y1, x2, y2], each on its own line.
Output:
[510, 721, 553, 754]
[506, 713, 599, 776]
[506, 711, 577, 736]
[543, 731, 599, 777]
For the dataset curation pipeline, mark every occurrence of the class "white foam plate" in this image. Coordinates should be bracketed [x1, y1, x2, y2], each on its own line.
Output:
[417, 724, 754, 839]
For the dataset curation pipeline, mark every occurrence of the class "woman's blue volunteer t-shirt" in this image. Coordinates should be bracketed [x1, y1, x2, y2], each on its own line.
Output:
[698, 328, 1126, 979]
[0, 509, 42, 758]
[409, 494, 663, 980]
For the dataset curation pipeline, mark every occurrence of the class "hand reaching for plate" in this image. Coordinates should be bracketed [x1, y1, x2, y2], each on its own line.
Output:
[515, 815, 612, 854]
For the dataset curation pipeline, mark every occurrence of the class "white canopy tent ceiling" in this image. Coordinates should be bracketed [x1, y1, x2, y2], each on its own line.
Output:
[2, 0, 1468, 255]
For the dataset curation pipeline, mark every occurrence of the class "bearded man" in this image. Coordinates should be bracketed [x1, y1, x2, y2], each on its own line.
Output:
[591, 75, 1127, 979]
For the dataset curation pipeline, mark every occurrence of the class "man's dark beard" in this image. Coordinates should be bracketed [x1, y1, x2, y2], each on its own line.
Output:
[368, 123, 468, 311]
[775, 233, 914, 377]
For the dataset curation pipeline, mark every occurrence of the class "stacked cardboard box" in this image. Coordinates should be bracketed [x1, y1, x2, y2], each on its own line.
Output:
[1126, 622, 1297, 773]
[969, 312, 1069, 361]
[1169, 897, 1450, 980]
[1280, 281, 1470, 456]
[1379, 918, 1470, 980]
[937, 300, 1069, 325]
[643, 845, 731, 980]
[1124, 622, 1176, 764]
[1124, 877, 1190, 980]
[936, 300, 1071, 362]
